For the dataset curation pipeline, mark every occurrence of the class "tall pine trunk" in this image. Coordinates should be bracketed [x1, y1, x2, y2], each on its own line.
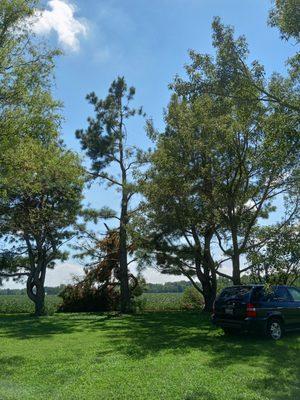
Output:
[119, 119, 131, 313]
[119, 192, 131, 313]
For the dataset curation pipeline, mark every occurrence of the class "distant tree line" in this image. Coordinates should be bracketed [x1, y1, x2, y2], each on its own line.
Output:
[4, 276, 297, 298]
[145, 281, 192, 293]
[0, 277, 236, 296]
[0, 285, 66, 296]
[145, 279, 232, 293]
[0, 282, 191, 295]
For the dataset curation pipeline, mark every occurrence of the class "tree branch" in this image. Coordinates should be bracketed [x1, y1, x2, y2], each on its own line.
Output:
[87, 170, 122, 187]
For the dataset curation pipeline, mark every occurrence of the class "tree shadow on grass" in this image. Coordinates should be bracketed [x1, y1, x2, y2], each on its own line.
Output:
[0, 355, 24, 375]
[0, 313, 114, 340]
[96, 311, 300, 400]
[0, 311, 299, 399]
[0, 354, 24, 372]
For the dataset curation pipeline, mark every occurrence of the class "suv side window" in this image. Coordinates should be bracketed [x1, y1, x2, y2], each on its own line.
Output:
[252, 288, 276, 302]
[288, 287, 300, 301]
[274, 287, 291, 302]
[251, 287, 266, 302]
[252, 287, 293, 302]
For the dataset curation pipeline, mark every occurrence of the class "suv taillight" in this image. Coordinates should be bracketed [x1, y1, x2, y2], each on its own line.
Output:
[246, 303, 257, 318]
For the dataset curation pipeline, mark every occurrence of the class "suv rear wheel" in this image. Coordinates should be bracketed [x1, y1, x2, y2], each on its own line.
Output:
[267, 319, 283, 340]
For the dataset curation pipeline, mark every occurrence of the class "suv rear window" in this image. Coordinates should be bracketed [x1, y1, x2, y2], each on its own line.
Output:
[219, 286, 252, 301]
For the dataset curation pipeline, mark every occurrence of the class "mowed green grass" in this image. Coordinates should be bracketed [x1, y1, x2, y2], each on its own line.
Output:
[0, 312, 299, 400]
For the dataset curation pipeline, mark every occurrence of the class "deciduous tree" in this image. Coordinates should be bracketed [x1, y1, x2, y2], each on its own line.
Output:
[0, 0, 61, 231]
[247, 224, 300, 285]
[0, 140, 84, 315]
[0, 0, 61, 146]
[269, 0, 300, 41]
[136, 95, 219, 312]
[173, 19, 299, 284]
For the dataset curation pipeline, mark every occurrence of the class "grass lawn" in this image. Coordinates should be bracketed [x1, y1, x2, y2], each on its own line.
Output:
[0, 312, 299, 400]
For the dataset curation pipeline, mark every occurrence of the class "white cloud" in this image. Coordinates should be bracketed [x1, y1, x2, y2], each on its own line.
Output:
[45, 262, 84, 286]
[32, 0, 88, 51]
[244, 199, 256, 210]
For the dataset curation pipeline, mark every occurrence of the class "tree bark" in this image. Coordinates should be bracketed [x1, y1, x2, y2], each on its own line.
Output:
[232, 253, 241, 285]
[231, 223, 241, 285]
[26, 268, 46, 317]
[118, 109, 131, 314]
[202, 230, 217, 312]
[119, 192, 131, 313]
[202, 281, 216, 313]
[34, 284, 45, 316]
[192, 227, 217, 312]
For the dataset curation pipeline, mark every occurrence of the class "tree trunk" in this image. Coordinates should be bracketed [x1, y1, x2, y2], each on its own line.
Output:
[119, 195, 131, 313]
[232, 253, 241, 285]
[119, 122, 131, 313]
[194, 264, 217, 313]
[26, 270, 46, 317]
[192, 227, 217, 312]
[202, 230, 217, 312]
[231, 224, 241, 285]
[202, 281, 216, 313]
[34, 285, 45, 316]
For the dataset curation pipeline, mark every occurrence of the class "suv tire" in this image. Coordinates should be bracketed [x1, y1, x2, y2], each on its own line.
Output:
[266, 319, 283, 340]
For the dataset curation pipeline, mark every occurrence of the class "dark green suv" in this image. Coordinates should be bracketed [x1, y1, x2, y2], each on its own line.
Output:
[212, 285, 300, 340]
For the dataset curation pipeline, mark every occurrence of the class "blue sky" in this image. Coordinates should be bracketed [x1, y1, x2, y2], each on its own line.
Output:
[54, 0, 294, 214]
[5, 0, 296, 288]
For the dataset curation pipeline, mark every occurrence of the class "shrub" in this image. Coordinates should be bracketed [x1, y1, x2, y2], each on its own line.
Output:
[181, 287, 204, 310]
[59, 230, 143, 313]
[59, 284, 120, 313]
[131, 296, 147, 313]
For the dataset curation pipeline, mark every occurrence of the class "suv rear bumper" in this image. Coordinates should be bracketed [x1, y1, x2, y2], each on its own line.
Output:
[211, 314, 267, 333]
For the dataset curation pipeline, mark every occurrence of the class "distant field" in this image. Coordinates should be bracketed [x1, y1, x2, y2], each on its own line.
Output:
[0, 295, 61, 314]
[140, 292, 183, 311]
[0, 293, 184, 314]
